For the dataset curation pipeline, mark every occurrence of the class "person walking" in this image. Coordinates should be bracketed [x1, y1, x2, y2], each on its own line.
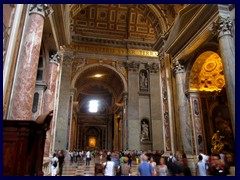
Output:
[209, 154, 226, 176]
[51, 153, 58, 176]
[196, 154, 208, 176]
[137, 154, 154, 176]
[156, 157, 168, 176]
[102, 155, 115, 176]
[58, 150, 65, 176]
[120, 157, 131, 176]
[86, 150, 91, 166]
[181, 153, 192, 176]
[149, 156, 157, 176]
[127, 153, 132, 167]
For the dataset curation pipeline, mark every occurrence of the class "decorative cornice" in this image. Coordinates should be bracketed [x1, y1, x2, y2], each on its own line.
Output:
[172, 60, 184, 74]
[212, 16, 233, 38]
[72, 36, 154, 50]
[125, 61, 140, 72]
[29, 4, 53, 18]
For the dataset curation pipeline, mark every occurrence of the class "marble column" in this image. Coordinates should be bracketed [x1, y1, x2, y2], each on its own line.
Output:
[8, 4, 52, 120]
[212, 14, 235, 138]
[172, 60, 193, 155]
[3, 4, 24, 119]
[122, 93, 128, 150]
[43, 53, 60, 157]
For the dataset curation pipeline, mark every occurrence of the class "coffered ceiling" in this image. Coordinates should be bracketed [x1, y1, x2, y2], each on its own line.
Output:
[69, 4, 186, 48]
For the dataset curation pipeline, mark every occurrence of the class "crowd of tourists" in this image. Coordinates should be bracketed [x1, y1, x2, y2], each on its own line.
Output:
[50, 149, 234, 176]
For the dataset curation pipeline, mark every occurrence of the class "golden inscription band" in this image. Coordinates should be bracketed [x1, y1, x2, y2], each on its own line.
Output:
[65, 44, 158, 57]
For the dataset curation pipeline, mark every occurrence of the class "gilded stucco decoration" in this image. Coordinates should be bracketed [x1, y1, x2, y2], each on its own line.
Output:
[190, 51, 225, 92]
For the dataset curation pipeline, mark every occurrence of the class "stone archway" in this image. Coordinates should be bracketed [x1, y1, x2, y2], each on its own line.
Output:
[71, 62, 127, 151]
[187, 51, 231, 155]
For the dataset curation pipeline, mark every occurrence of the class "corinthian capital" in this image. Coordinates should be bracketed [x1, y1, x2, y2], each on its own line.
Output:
[125, 61, 140, 72]
[49, 52, 60, 63]
[145, 63, 159, 73]
[171, 60, 184, 74]
[212, 16, 233, 38]
[29, 4, 53, 18]
[150, 63, 159, 73]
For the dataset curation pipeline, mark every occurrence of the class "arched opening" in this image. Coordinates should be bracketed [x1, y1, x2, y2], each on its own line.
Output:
[72, 64, 126, 151]
[189, 51, 234, 155]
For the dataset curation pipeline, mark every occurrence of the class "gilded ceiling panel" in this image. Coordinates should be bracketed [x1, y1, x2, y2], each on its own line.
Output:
[190, 51, 225, 92]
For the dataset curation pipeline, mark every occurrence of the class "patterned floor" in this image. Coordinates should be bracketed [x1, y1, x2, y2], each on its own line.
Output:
[61, 156, 139, 176]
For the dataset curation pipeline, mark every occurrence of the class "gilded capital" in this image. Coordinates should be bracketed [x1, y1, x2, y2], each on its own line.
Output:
[29, 4, 53, 18]
[212, 16, 233, 38]
[172, 60, 184, 74]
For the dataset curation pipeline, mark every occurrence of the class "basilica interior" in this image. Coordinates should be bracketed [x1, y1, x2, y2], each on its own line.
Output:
[3, 4, 235, 176]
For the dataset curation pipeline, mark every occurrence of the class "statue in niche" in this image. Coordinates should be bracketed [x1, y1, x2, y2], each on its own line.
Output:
[139, 70, 148, 91]
[141, 121, 149, 141]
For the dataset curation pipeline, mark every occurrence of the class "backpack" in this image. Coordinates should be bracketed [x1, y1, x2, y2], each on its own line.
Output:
[53, 161, 57, 168]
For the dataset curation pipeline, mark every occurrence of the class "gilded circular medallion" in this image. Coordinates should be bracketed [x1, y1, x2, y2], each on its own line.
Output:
[216, 77, 224, 88]
[204, 61, 217, 72]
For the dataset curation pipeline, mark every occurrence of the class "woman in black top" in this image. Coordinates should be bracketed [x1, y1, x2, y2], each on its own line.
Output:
[58, 150, 65, 176]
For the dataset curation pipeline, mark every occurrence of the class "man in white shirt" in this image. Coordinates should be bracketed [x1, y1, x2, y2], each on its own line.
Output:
[196, 154, 208, 176]
[102, 155, 115, 176]
[86, 150, 91, 166]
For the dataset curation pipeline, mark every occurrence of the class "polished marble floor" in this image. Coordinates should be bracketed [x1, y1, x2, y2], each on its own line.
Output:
[61, 156, 138, 176]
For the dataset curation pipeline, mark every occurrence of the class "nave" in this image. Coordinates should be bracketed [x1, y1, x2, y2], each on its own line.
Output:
[59, 156, 138, 176]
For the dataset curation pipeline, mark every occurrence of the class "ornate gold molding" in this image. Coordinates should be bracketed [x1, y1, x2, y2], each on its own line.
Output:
[65, 44, 158, 57]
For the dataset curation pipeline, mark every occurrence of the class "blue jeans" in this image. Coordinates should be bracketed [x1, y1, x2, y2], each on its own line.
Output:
[86, 157, 91, 166]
